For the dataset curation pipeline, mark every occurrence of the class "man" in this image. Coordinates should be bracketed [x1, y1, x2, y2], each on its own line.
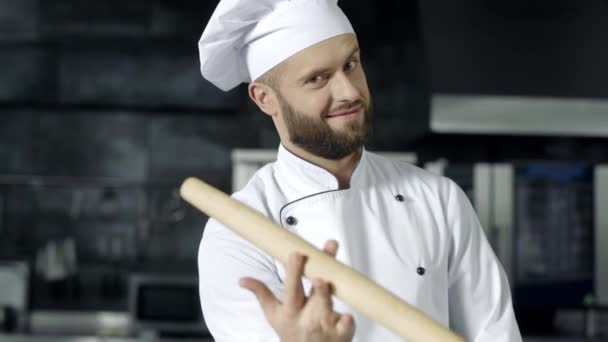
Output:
[197, 0, 523, 341]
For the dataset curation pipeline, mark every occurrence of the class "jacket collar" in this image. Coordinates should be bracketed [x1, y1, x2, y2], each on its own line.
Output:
[275, 144, 367, 195]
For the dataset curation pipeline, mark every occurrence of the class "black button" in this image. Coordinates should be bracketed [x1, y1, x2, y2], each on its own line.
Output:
[286, 216, 297, 226]
[395, 194, 404, 202]
[417, 267, 425, 276]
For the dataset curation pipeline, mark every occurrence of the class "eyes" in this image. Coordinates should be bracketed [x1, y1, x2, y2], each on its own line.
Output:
[344, 59, 358, 72]
[305, 58, 360, 87]
[308, 74, 328, 85]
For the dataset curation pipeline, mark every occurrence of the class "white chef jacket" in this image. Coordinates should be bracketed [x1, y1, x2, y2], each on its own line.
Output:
[198, 144, 522, 342]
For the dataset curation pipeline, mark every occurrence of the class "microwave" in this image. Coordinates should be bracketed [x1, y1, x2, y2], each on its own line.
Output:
[128, 274, 208, 337]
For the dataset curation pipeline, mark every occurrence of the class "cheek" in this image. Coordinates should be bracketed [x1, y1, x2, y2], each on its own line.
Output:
[300, 93, 332, 116]
[354, 70, 370, 98]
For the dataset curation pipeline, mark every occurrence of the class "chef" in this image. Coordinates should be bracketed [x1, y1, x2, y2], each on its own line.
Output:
[197, 0, 523, 341]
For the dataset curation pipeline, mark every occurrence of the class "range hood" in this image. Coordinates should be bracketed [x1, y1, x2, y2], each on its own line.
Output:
[431, 95, 608, 137]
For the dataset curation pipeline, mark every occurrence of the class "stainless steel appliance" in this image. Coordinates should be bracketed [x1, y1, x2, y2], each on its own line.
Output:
[128, 274, 208, 337]
[430, 161, 608, 336]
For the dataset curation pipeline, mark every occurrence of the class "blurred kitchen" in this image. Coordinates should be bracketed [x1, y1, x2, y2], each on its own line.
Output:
[0, 0, 607, 341]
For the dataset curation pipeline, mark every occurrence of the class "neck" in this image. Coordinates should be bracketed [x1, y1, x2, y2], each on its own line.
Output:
[282, 141, 362, 189]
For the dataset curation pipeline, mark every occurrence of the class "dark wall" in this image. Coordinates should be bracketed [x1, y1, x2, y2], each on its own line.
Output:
[0, 0, 431, 179]
[419, 0, 608, 97]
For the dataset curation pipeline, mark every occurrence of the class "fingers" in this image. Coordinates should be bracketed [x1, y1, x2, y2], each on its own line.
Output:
[284, 252, 307, 311]
[336, 313, 356, 339]
[308, 278, 355, 339]
[322, 239, 339, 258]
[311, 278, 333, 310]
[241, 255, 356, 342]
[239, 277, 280, 318]
[308, 278, 335, 329]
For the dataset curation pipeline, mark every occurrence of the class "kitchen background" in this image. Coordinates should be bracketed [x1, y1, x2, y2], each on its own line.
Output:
[1, 0, 607, 341]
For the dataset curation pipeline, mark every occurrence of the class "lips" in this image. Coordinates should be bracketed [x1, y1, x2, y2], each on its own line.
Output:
[327, 104, 362, 118]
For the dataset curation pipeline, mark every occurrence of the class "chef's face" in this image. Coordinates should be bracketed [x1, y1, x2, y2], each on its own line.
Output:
[260, 33, 372, 160]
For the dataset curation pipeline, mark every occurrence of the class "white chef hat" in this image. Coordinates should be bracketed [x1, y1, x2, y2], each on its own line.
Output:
[198, 0, 354, 91]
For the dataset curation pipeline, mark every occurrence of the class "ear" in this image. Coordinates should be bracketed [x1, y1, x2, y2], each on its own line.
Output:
[248, 82, 279, 117]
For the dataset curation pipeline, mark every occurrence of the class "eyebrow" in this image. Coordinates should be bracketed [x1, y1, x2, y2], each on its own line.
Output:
[297, 46, 360, 84]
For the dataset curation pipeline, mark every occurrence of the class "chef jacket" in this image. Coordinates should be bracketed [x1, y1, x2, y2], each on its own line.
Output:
[198, 144, 522, 341]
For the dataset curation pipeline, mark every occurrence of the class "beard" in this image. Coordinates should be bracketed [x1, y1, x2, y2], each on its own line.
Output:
[278, 94, 372, 160]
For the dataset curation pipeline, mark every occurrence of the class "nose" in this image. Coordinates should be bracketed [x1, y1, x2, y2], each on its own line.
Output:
[331, 71, 360, 103]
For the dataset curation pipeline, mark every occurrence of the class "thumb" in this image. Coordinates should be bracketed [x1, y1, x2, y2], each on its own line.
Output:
[239, 277, 280, 318]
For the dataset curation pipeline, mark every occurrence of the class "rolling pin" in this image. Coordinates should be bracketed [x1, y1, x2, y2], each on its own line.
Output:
[180, 177, 464, 342]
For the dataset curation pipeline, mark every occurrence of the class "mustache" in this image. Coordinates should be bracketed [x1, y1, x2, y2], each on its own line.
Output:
[328, 99, 367, 114]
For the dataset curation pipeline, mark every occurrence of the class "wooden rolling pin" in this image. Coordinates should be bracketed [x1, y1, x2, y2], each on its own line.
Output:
[180, 177, 464, 342]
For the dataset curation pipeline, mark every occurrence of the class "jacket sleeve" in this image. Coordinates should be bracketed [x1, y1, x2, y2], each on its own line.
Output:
[444, 178, 523, 342]
[198, 215, 282, 342]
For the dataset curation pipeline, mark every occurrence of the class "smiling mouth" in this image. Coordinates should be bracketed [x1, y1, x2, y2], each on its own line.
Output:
[327, 105, 363, 118]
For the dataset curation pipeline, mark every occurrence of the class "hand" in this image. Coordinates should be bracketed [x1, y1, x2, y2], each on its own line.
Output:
[239, 240, 355, 342]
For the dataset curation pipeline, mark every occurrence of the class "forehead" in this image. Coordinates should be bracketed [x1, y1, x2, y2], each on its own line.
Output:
[280, 33, 359, 75]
